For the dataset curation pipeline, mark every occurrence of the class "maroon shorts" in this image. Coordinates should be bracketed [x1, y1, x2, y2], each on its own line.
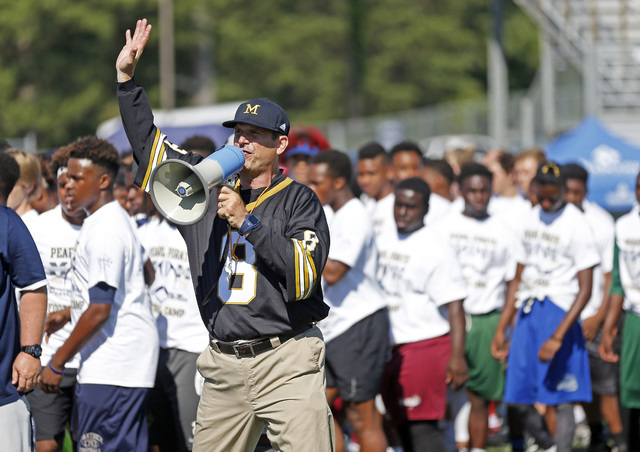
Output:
[381, 334, 451, 424]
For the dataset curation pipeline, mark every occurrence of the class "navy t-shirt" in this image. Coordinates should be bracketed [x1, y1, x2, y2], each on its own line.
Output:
[0, 206, 46, 406]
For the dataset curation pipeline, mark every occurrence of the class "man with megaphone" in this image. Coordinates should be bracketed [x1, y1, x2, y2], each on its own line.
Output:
[116, 18, 335, 452]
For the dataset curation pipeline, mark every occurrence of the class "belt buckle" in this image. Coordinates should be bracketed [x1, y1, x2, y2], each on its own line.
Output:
[234, 343, 256, 358]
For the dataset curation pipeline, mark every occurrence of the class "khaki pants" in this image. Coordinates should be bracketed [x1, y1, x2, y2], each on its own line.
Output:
[0, 395, 34, 452]
[193, 326, 335, 452]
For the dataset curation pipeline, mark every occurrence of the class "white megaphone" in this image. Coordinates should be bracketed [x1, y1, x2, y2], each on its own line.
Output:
[148, 145, 245, 225]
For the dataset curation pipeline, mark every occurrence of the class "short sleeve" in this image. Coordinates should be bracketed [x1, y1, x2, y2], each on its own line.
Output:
[5, 209, 47, 290]
[425, 242, 467, 307]
[503, 226, 525, 282]
[85, 230, 126, 291]
[570, 221, 601, 271]
[328, 204, 371, 268]
[598, 224, 615, 274]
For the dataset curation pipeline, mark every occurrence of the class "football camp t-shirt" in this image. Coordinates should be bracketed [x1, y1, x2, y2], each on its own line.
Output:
[139, 216, 209, 353]
[70, 201, 158, 387]
[519, 203, 600, 312]
[377, 226, 467, 345]
[614, 208, 640, 315]
[435, 211, 522, 315]
[319, 198, 386, 343]
[29, 205, 82, 368]
[580, 200, 615, 320]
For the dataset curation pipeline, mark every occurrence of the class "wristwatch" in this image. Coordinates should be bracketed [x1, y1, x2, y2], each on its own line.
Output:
[238, 214, 261, 236]
[20, 345, 42, 359]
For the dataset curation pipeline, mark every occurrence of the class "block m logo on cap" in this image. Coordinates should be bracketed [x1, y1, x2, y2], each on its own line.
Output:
[244, 104, 261, 115]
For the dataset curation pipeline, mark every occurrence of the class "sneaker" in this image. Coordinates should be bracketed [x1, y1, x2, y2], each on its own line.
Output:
[574, 421, 592, 448]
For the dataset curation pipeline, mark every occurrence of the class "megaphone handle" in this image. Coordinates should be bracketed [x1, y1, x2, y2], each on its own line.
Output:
[220, 174, 239, 190]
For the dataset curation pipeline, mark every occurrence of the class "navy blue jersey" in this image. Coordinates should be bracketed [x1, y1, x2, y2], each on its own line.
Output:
[0, 206, 46, 406]
[118, 80, 330, 341]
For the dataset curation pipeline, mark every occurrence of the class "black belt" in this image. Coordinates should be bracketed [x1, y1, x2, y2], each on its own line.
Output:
[212, 324, 313, 358]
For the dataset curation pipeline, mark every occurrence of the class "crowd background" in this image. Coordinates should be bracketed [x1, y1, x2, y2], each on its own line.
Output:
[2, 124, 640, 452]
[2, 2, 640, 452]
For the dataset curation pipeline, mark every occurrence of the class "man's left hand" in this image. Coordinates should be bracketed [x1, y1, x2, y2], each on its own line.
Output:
[12, 353, 41, 392]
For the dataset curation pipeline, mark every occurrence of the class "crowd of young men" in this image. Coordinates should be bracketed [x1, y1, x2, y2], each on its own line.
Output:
[4, 137, 640, 452]
[2, 19, 640, 452]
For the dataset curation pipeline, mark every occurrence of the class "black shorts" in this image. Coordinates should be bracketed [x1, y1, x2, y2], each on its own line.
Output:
[325, 308, 390, 403]
[26, 368, 77, 442]
[148, 348, 201, 451]
[586, 321, 622, 396]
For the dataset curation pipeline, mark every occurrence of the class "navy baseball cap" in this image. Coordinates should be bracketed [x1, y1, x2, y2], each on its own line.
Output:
[222, 98, 290, 136]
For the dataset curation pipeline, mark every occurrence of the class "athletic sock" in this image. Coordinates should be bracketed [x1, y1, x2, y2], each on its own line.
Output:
[554, 403, 576, 452]
[511, 404, 555, 450]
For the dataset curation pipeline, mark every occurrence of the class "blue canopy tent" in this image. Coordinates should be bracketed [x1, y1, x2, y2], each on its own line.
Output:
[96, 101, 241, 155]
[545, 116, 640, 213]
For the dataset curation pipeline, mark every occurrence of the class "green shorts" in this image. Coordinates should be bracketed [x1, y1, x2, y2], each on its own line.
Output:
[465, 310, 505, 401]
[621, 311, 640, 408]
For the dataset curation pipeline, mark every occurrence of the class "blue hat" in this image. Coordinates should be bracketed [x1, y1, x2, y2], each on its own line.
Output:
[222, 98, 290, 136]
[285, 142, 319, 160]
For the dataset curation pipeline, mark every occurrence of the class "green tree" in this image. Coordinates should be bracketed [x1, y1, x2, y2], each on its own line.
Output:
[0, 0, 538, 150]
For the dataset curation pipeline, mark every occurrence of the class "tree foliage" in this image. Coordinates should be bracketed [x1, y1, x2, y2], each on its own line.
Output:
[0, 0, 538, 150]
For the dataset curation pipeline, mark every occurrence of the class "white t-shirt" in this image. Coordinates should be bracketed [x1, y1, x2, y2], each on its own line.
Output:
[435, 211, 522, 314]
[360, 193, 377, 215]
[489, 195, 532, 234]
[138, 217, 209, 353]
[21, 208, 40, 230]
[371, 192, 451, 241]
[614, 209, 640, 315]
[426, 192, 451, 226]
[580, 200, 615, 319]
[28, 205, 82, 368]
[450, 195, 532, 235]
[70, 201, 158, 387]
[519, 203, 600, 312]
[377, 226, 467, 345]
[371, 193, 395, 239]
[319, 198, 386, 343]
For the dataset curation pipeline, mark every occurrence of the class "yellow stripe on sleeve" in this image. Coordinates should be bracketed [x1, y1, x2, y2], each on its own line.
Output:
[293, 239, 302, 299]
[292, 238, 319, 300]
[141, 129, 162, 192]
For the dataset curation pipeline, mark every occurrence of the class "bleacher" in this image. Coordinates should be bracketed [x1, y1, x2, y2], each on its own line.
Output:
[514, 0, 640, 143]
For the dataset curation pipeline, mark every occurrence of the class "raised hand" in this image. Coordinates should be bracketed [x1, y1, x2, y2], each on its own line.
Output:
[116, 18, 153, 83]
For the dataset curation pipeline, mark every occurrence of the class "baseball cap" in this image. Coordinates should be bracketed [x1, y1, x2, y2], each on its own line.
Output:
[534, 161, 565, 185]
[284, 142, 319, 160]
[222, 98, 290, 136]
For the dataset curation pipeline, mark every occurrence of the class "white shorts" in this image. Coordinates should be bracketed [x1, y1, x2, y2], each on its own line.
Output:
[0, 395, 35, 451]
